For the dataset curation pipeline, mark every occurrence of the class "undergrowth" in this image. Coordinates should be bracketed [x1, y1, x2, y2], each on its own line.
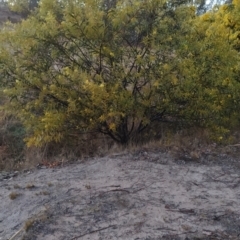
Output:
[1, 110, 240, 172]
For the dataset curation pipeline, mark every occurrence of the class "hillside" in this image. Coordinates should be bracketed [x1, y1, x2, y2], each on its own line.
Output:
[0, 5, 22, 25]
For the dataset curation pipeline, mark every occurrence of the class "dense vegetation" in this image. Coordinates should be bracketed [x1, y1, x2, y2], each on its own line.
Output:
[0, 0, 240, 149]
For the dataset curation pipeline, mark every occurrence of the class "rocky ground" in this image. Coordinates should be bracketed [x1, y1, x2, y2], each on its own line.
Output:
[1, 149, 240, 240]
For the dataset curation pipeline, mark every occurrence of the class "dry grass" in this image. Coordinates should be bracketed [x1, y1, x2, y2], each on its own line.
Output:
[9, 192, 21, 200]
[0, 117, 26, 171]
[35, 191, 50, 196]
[1, 102, 240, 172]
[24, 219, 35, 232]
[25, 183, 35, 189]
[0, 121, 116, 171]
[7, 211, 50, 240]
[0, 94, 26, 170]
[126, 124, 239, 161]
[20, 210, 51, 240]
[0, 84, 235, 172]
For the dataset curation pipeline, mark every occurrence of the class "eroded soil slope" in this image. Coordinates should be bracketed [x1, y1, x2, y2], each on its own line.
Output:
[1, 150, 240, 240]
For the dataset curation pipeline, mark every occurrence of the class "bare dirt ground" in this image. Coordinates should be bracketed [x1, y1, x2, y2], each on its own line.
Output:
[1, 149, 240, 240]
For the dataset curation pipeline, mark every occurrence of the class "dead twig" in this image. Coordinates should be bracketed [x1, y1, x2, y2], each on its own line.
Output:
[100, 185, 121, 188]
[177, 168, 189, 186]
[226, 143, 240, 147]
[165, 230, 197, 237]
[132, 187, 145, 193]
[99, 188, 131, 197]
[213, 173, 227, 181]
[155, 227, 177, 231]
[70, 225, 117, 239]
[8, 227, 24, 240]
[165, 208, 195, 215]
[106, 188, 130, 193]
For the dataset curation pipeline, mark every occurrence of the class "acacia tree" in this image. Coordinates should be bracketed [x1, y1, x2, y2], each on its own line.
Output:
[0, 0, 239, 146]
[192, 0, 240, 133]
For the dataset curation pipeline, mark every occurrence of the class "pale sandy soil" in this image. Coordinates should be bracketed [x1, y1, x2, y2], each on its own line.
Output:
[0, 150, 240, 240]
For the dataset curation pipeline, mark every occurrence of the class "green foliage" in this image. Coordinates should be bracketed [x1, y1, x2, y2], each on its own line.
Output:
[0, 0, 239, 146]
